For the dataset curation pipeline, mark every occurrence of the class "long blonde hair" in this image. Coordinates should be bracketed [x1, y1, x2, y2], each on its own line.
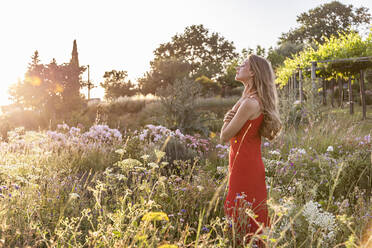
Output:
[247, 54, 282, 141]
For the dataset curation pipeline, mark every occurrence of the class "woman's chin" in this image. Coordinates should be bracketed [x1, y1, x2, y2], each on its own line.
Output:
[235, 75, 242, 82]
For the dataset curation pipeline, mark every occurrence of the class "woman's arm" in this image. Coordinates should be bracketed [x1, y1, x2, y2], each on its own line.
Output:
[220, 99, 258, 143]
[220, 121, 231, 144]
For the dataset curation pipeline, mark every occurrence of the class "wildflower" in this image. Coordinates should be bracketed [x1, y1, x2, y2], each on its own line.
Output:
[142, 211, 169, 222]
[208, 131, 216, 139]
[157, 244, 178, 248]
[141, 154, 150, 161]
[263, 142, 270, 147]
[69, 193, 80, 200]
[154, 149, 166, 161]
[326, 146, 334, 152]
[297, 148, 306, 154]
[196, 185, 204, 192]
[302, 200, 337, 238]
[364, 134, 371, 143]
[202, 226, 209, 232]
[148, 162, 159, 169]
[181, 209, 186, 213]
[269, 150, 280, 156]
[116, 158, 142, 171]
[115, 148, 125, 155]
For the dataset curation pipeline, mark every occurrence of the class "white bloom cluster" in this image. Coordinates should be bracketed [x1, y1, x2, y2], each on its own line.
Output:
[302, 200, 337, 241]
[216, 166, 228, 175]
[269, 150, 281, 156]
[287, 147, 307, 162]
[326, 146, 334, 152]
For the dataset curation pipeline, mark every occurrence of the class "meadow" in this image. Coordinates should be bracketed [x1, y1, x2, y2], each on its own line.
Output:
[0, 89, 371, 248]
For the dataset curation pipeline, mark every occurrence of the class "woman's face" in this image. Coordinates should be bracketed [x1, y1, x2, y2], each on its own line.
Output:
[235, 59, 254, 83]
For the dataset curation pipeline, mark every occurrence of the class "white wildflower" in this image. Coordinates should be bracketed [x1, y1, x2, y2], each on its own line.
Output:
[302, 200, 337, 240]
[326, 146, 334, 152]
[269, 150, 280, 156]
[69, 193, 80, 200]
[196, 185, 204, 192]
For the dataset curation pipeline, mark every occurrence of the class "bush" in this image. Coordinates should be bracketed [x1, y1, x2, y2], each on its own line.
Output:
[155, 77, 209, 136]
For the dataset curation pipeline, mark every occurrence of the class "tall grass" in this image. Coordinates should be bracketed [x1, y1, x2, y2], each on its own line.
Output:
[0, 88, 371, 247]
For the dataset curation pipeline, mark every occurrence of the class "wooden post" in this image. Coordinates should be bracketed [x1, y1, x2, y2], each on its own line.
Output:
[360, 70, 367, 120]
[322, 78, 327, 106]
[299, 69, 303, 104]
[311, 62, 317, 105]
[356, 77, 362, 106]
[293, 71, 297, 100]
[338, 77, 343, 108]
[330, 78, 335, 107]
[348, 76, 354, 115]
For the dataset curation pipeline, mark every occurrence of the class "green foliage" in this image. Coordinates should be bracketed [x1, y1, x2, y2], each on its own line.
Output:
[163, 136, 199, 176]
[100, 70, 138, 100]
[267, 41, 306, 69]
[138, 57, 191, 96]
[152, 24, 238, 81]
[276, 31, 372, 88]
[8, 51, 86, 119]
[155, 77, 209, 136]
[279, 1, 371, 45]
[195, 75, 221, 97]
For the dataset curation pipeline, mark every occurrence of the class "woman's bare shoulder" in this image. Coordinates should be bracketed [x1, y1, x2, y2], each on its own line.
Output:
[240, 97, 262, 116]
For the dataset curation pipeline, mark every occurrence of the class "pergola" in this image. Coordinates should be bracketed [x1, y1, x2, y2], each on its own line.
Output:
[285, 56, 372, 120]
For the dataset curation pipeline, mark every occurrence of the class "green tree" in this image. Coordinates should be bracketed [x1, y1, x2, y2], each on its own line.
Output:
[138, 57, 191, 96]
[8, 51, 52, 113]
[100, 70, 137, 100]
[152, 24, 238, 80]
[195, 75, 221, 97]
[267, 42, 306, 69]
[279, 1, 371, 45]
[8, 51, 86, 119]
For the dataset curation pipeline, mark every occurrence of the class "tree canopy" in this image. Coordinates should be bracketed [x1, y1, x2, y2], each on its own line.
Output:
[8, 51, 86, 118]
[279, 1, 371, 45]
[100, 70, 137, 100]
[138, 24, 238, 95]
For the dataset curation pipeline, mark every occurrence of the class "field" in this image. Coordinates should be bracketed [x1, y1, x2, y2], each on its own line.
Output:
[0, 94, 371, 248]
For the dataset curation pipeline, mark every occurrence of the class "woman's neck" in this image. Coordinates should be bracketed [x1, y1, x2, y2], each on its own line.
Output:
[242, 84, 257, 97]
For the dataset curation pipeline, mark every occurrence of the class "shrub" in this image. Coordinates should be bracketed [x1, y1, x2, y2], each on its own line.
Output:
[155, 77, 209, 136]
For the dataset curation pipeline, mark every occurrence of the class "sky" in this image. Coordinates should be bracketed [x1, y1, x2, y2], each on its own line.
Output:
[0, 0, 371, 106]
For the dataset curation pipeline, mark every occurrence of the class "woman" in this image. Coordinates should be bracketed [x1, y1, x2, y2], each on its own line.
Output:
[220, 54, 282, 247]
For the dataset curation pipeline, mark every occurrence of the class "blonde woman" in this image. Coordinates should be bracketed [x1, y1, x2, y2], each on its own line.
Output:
[220, 54, 282, 247]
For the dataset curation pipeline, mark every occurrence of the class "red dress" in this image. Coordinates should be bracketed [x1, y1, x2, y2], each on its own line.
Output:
[224, 109, 270, 247]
